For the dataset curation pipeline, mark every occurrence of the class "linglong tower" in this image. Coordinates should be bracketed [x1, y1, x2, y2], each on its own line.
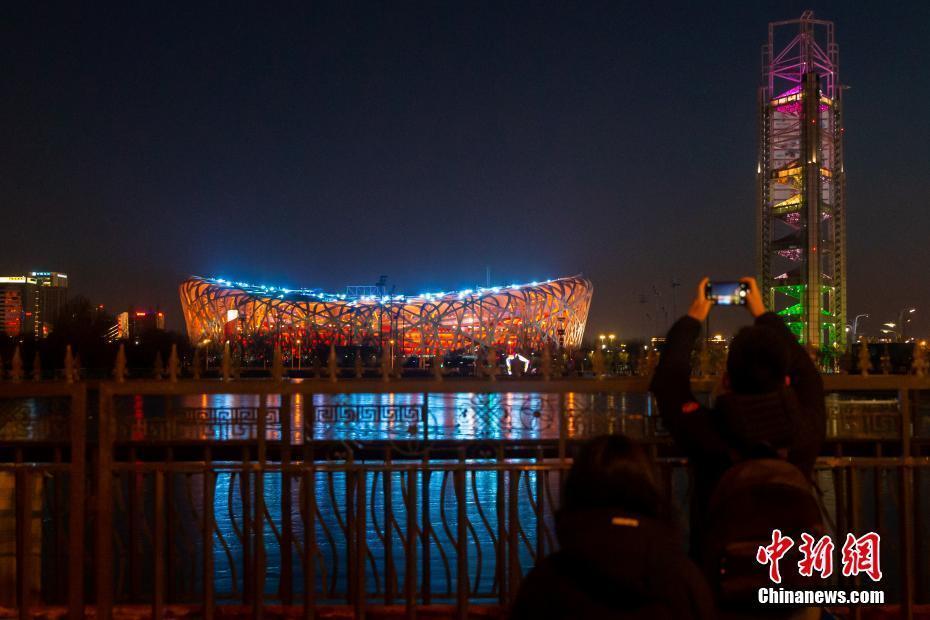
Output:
[757, 11, 846, 358]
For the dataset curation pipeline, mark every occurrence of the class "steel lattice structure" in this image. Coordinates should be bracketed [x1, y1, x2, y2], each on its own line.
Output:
[179, 276, 593, 354]
[757, 11, 846, 356]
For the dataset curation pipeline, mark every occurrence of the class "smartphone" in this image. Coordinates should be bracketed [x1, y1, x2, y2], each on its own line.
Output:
[705, 281, 749, 306]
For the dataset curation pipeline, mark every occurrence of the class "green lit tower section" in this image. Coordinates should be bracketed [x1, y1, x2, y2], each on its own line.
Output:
[757, 11, 846, 358]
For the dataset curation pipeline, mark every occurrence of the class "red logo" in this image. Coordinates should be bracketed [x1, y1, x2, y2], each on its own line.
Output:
[798, 533, 834, 578]
[756, 529, 794, 583]
[841, 532, 882, 582]
[757, 531, 882, 583]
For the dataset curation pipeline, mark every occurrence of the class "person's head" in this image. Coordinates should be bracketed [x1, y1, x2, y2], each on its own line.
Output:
[725, 325, 790, 394]
[562, 434, 668, 518]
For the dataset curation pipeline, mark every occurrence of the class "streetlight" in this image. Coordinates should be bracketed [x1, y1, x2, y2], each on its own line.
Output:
[296, 339, 302, 370]
[849, 314, 869, 343]
[901, 307, 917, 342]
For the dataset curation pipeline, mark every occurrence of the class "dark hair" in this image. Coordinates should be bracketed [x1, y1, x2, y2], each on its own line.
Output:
[726, 325, 790, 394]
[562, 434, 668, 518]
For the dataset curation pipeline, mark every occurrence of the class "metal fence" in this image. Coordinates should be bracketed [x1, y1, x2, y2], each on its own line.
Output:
[1, 375, 929, 619]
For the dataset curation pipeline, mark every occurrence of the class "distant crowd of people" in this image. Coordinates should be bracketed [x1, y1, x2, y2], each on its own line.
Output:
[513, 277, 830, 620]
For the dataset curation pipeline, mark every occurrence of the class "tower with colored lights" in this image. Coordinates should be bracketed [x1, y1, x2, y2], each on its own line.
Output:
[757, 11, 846, 358]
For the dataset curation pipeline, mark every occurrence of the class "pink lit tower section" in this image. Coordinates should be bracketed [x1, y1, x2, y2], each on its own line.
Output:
[757, 11, 847, 359]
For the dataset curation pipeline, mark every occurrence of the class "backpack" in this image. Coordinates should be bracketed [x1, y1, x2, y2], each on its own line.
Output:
[698, 458, 826, 609]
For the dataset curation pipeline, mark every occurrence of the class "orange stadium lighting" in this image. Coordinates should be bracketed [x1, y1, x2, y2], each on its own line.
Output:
[179, 275, 593, 355]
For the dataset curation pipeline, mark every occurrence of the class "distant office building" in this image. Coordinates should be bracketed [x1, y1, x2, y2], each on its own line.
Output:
[108, 308, 166, 343]
[0, 272, 69, 338]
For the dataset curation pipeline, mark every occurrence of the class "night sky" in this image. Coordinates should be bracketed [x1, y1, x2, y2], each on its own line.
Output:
[3, 2, 929, 339]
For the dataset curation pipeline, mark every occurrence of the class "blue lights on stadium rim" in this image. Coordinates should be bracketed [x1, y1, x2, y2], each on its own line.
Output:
[207, 276, 556, 304]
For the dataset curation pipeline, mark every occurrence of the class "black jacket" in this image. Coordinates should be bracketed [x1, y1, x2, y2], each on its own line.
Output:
[511, 508, 715, 620]
[649, 312, 826, 544]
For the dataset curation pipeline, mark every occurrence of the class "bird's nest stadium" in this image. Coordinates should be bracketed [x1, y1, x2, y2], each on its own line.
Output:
[179, 276, 592, 356]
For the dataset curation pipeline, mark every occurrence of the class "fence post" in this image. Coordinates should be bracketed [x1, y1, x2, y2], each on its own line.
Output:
[302, 463, 317, 620]
[68, 385, 86, 620]
[203, 447, 215, 620]
[96, 384, 114, 620]
[241, 444, 252, 606]
[900, 387, 912, 457]
[280, 393, 294, 605]
[384, 455, 395, 605]
[253, 395, 267, 620]
[535, 447, 545, 563]
[496, 445, 506, 606]
[421, 460, 431, 605]
[405, 467, 417, 620]
[508, 468, 520, 609]
[346, 464, 356, 606]
[355, 467, 367, 620]
[849, 466, 862, 620]
[153, 470, 165, 620]
[422, 393, 429, 443]
[900, 460, 915, 620]
[455, 462, 468, 620]
[16, 469, 32, 620]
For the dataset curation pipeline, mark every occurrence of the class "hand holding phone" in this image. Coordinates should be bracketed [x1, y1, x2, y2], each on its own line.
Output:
[705, 281, 750, 306]
[687, 277, 713, 322]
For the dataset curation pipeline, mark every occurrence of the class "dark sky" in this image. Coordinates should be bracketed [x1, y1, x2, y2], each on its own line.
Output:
[3, 1, 929, 339]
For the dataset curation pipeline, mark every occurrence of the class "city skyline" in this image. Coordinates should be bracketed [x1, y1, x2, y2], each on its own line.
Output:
[3, 3, 929, 339]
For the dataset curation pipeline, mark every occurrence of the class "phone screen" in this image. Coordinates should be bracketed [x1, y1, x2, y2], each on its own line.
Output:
[706, 281, 748, 305]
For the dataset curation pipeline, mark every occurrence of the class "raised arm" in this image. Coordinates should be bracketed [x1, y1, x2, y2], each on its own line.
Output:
[650, 278, 731, 459]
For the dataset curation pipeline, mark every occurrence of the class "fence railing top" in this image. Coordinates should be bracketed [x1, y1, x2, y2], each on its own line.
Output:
[4, 374, 930, 397]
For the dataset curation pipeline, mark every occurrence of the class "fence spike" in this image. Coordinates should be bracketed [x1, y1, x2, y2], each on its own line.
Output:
[11, 346, 23, 383]
[272, 345, 284, 381]
[328, 342, 338, 383]
[880, 345, 892, 375]
[192, 347, 202, 380]
[912, 344, 929, 377]
[33, 351, 42, 381]
[64, 345, 75, 384]
[857, 341, 870, 376]
[221, 342, 231, 381]
[114, 344, 127, 382]
[168, 344, 179, 382]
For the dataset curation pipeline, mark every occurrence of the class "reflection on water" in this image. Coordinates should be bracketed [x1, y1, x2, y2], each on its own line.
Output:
[203, 467, 554, 599]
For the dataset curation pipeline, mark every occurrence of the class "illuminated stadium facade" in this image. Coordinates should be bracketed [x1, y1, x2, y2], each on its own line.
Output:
[180, 276, 592, 356]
